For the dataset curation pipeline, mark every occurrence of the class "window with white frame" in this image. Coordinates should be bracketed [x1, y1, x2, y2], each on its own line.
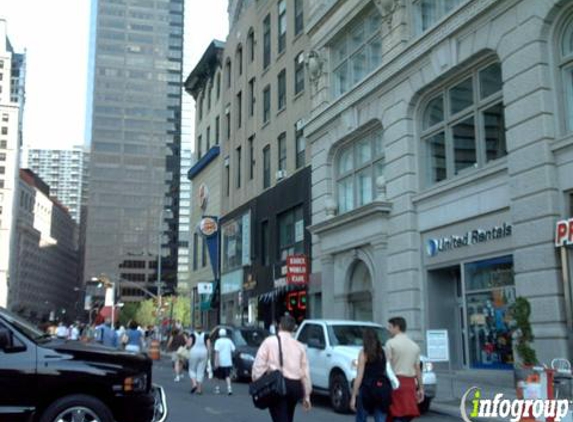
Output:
[294, 52, 305, 95]
[420, 61, 506, 186]
[294, 0, 303, 36]
[336, 128, 384, 214]
[331, 7, 382, 98]
[278, 69, 286, 110]
[278, 132, 287, 171]
[278, 0, 287, 54]
[560, 13, 573, 132]
[413, 0, 465, 34]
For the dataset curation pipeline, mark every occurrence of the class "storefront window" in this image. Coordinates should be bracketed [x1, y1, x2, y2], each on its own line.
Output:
[277, 205, 304, 261]
[465, 255, 515, 369]
[222, 212, 251, 273]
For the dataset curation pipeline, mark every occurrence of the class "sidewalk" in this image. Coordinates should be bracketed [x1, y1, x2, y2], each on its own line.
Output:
[431, 398, 507, 422]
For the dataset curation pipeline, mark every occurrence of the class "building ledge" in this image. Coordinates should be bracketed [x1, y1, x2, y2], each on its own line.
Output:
[187, 146, 220, 180]
[308, 200, 392, 236]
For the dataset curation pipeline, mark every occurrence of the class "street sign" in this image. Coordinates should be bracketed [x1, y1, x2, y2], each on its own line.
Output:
[197, 282, 213, 295]
[286, 255, 308, 285]
[426, 329, 450, 362]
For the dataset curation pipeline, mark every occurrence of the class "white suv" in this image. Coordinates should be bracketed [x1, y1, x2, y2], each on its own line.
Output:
[294, 319, 437, 414]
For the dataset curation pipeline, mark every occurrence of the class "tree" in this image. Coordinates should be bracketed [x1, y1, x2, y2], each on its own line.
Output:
[135, 299, 156, 327]
[119, 302, 139, 326]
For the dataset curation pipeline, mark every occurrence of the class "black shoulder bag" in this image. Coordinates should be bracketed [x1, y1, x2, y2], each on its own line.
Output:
[249, 334, 287, 409]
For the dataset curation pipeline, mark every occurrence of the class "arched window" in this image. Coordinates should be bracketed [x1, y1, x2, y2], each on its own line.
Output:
[420, 60, 505, 186]
[336, 127, 384, 214]
[247, 28, 255, 62]
[559, 13, 573, 131]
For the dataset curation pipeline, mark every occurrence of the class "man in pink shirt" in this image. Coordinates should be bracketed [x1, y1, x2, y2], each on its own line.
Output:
[252, 315, 312, 422]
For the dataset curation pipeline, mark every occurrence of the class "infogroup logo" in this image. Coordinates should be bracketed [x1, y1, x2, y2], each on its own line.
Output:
[460, 387, 570, 422]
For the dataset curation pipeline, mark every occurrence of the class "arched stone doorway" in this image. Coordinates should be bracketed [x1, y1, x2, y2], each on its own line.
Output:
[348, 260, 373, 321]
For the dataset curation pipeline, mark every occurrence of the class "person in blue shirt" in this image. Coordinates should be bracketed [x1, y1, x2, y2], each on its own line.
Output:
[96, 318, 118, 348]
[125, 320, 145, 353]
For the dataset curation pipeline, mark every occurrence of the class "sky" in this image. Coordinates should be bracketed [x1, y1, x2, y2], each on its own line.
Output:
[1, 0, 229, 150]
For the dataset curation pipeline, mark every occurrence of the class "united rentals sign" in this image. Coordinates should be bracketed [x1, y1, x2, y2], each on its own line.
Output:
[426, 223, 512, 257]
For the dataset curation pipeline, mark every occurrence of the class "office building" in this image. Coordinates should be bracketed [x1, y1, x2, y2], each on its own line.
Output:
[23, 146, 89, 223]
[0, 19, 24, 308]
[305, 0, 573, 400]
[84, 0, 184, 301]
[10, 170, 79, 322]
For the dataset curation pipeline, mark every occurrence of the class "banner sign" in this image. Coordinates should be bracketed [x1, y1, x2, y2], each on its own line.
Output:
[555, 218, 573, 247]
[197, 282, 213, 295]
[286, 255, 308, 285]
[201, 216, 219, 280]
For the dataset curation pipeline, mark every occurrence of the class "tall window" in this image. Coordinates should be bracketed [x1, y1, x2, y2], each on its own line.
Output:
[225, 106, 231, 140]
[249, 78, 256, 116]
[421, 61, 505, 186]
[215, 116, 220, 144]
[278, 0, 287, 54]
[263, 14, 271, 69]
[278, 69, 286, 110]
[332, 7, 382, 97]
[336, 128, 384, 214]
[263, 145, 271, 188]
[278, 132, 287, 171]
[236, 146, 242, 188]
[202, 237, 207, 267]
[236, 91, 242, 128]
[206, 126, 211, 150]
[225, 59, 232, 88]
[560, 14, 573, 132]
[225, 157, 230, 196]
[236, 45, 243, 76]
[277, 205, 304, 260]
[248, 135, 255, 179]
[295, 52, 305, 95]
[294, 0, 304, 35]
[198, 93, 204, 120]
[197, 135, 203, 159]
[295, 123, 305, 168]
[193, 233, 198, 270]
[263, 85, 271, 124]
[216, 72, 221, 99]
[248, 28, 255, 62]
[208, 82, 213, 110]
[414, 0, 465, 34]
[261, 221, 270, 266]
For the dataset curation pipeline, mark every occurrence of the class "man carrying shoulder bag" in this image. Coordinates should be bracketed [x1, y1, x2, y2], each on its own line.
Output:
[251, 315, 312, 422]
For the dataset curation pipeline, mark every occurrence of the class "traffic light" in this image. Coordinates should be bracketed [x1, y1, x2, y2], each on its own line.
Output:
[298, 291, 307, 310]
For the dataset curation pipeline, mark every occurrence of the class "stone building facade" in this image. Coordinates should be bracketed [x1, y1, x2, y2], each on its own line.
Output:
[306, 0, 573, 396]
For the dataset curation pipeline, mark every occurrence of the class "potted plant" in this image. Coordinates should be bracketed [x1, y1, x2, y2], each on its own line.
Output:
[511, 297, 539, 398]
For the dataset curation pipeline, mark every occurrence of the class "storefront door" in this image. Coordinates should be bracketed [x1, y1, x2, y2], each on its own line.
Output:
[348, 261, 374, 322]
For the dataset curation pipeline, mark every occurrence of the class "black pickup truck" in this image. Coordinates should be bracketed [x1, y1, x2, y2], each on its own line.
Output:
[0, 307, 167, 422]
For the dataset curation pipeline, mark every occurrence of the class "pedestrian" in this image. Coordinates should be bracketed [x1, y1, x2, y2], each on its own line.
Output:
[68, 323, 80, 341]
[350, 329, 392, 422]
[385, 317, 423, 422]
[166, 328, 188, 382]
[252, 314, 312, 422]
[55, 322, 68, 339]
[95, 318, 119, 348]
[125, 320, 145, 353]
[116, 324, 127, 349]
[213, 327, 235, 395]
[188, 325, 211, 394]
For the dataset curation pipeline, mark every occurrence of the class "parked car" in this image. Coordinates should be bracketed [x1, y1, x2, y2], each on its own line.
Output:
[0, 307, 167, 422]
[209, 325, 269, 381]
[294, 319, 437, 414]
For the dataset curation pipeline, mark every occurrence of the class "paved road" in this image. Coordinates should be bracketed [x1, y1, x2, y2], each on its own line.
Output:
[152, 359, 459, 422]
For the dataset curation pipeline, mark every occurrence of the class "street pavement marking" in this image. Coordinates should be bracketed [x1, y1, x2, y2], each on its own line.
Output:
[205, 407, 225, 415]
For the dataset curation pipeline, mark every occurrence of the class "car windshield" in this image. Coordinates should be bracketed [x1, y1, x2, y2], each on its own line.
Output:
[0, 307, 46, 341]
[329, 325, 390, 347]
[232, 328, 267, 347]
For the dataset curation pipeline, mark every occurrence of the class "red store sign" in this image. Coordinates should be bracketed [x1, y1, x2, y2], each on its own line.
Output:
[286, 255, 308, 285]
[555, 218, 573, 247]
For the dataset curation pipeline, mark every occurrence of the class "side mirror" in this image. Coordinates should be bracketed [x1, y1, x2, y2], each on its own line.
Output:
[307, 338, 325, 350]
[0, 328, 12, 350]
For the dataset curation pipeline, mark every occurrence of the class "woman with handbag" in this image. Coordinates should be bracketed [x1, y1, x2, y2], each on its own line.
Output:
[251, 315, 312, 422]
[350, 329, 394, 422]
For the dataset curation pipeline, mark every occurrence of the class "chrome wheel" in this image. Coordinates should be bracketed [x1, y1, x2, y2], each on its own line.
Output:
[53, 406, 101, 422]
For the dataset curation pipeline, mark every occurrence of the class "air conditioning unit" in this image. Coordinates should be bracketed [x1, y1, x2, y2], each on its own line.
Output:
[276, 170, 287, 181]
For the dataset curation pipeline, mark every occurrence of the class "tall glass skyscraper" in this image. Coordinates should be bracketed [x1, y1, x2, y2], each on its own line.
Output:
[84, 0, 183, 301]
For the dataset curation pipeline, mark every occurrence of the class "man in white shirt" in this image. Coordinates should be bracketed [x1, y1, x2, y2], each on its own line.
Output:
[214, 328, 236, 395]
[55, 322, 68, 339]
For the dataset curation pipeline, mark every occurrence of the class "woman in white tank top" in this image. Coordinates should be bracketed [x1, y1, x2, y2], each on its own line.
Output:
[188, 326, 210, 394]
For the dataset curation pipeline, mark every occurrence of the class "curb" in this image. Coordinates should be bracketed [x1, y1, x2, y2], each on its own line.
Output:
[431, 401, 507, 422]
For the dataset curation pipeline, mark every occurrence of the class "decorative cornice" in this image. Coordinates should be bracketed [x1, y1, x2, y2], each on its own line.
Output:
[305, 0, 498, 138]
[309, 201, 392, 236]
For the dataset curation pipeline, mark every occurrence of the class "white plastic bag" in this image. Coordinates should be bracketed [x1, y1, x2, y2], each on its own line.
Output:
[207, 358, 213, 379]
